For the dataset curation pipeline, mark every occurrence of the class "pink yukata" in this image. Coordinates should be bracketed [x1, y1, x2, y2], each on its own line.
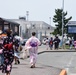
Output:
[25, 36, 41, 66]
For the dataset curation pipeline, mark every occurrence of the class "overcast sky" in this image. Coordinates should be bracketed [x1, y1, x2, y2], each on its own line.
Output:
[0, 0, 76, 27]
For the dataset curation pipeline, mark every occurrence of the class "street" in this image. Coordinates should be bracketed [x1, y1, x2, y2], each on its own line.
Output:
[37, 52, 76, 75]
[0, 45, 76, 75]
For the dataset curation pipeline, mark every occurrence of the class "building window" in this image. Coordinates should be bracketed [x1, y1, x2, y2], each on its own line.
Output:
[32, 24, 35, 29]
[48, 27, 50, 29]
[4, 25, 9, 30]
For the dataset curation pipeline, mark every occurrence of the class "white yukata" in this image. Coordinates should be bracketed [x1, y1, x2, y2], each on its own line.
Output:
[25, 36, 41, 65]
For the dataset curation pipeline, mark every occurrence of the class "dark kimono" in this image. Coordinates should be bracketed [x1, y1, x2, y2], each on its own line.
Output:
[0, 35, 14, 73]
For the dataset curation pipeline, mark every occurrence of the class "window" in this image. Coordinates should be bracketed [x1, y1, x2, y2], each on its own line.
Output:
[48, 27, 50, 29]
[32, 24, 35, 29]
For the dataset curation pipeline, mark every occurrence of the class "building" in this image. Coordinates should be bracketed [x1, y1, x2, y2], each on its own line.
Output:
[9, 17, 55, 40]
[0, 17, 19, 35]
[0, 17, 55, 41]
[67, 21, 76, 40]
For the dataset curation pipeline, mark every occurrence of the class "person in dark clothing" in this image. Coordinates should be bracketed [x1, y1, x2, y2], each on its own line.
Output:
[69, 39, 73, 49]
[0, 29, 14, 75]
[53, 36, 60, 50]
[49, 37, 53, 50]
[13, 38, 20, 64]
[0, 34, 4, 65]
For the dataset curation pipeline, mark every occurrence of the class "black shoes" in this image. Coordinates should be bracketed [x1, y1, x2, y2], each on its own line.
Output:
[17, 60, 20, 64]
[14, 60, 20, 65]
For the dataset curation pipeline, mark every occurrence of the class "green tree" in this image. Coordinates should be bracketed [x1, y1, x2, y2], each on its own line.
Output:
[53, 9, 72, 35]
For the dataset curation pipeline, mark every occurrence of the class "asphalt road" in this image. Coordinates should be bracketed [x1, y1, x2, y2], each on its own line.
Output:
[0, 44, 76, 75]
[36, 52, 76, 75]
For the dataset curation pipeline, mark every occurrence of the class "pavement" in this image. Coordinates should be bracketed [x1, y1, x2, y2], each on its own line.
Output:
[1, 45, 74, 75]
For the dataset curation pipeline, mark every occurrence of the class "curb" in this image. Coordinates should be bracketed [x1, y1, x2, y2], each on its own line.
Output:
[59, 69, 67, 75]
[20, 50, 76, 59]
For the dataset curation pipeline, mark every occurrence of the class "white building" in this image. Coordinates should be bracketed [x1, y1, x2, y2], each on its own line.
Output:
[9, 17, 55, 40]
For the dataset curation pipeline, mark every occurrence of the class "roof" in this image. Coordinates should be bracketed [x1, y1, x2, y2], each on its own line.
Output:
[10, 19, 55, 28]
[0, 17, 20, 26]
[67, 21, 76, 26]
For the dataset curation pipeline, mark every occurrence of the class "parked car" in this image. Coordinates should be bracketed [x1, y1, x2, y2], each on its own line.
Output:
[21, 39, 28, 46]
[42, 38, 47, 45]
[65, 39, 74, 46]
[65, 40, 69, 45]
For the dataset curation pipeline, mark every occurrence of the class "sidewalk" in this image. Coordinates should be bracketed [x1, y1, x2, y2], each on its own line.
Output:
[20, 45, 76, 59]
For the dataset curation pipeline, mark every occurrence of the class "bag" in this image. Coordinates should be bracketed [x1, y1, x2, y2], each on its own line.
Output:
[0, 49, 3, 54]
[4, 43, 13, 50]
[30, 39, 38, 47]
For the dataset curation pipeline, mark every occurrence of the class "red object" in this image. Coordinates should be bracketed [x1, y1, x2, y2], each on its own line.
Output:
[4, 43, 13, 50]
[50, 41, 53, 45]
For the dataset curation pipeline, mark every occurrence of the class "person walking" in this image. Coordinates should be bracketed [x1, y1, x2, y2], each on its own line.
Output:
[53, 36, 60, 50]
[49, 37, 53, 50]
[69, 38, 73, 50]
[0, 34, 4, 67]
[0, 29, 14, 75]
[13, 38, 20, 64]
[25, 32, 41, 68]
[45, 38, 49, 50]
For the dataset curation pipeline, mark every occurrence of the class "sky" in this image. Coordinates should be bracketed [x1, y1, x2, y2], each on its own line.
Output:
[0, 0, 76, 27]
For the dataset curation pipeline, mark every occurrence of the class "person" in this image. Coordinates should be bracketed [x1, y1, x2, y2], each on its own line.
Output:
[69, 38, 73, 50]
[25, 32, 41, 68]
[49, 37, 53, 50]
[0, 29, 14, 75]
[13, 38, 20, 64]
[0, 34, 4, 66]
[45, 38, 49, 50]
[53, 36, 60, 50]
[74, 40, 76, 50]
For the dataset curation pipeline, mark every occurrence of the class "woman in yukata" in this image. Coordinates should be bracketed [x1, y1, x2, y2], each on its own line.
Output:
[25, 32, 41, 68]
[0, 29, 14, 75]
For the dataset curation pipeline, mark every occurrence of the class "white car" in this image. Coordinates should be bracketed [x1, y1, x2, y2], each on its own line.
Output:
[21, 39, 28, 46]
[42, 38, 47, 45]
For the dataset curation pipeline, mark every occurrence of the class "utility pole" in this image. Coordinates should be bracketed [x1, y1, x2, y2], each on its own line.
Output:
[26, 11, 29, 21]
[49, 17, 51, 29]
[26, 11, 29, 38]
[62, 0, 64, 48]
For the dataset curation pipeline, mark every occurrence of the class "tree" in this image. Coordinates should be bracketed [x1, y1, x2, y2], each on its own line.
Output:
[53, 9, 72, 35]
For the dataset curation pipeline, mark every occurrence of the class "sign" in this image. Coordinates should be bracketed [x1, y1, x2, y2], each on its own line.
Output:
[68, 26, 76, 33]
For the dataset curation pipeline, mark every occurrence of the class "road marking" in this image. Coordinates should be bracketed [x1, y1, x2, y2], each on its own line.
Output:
[65, 53, 76, 75]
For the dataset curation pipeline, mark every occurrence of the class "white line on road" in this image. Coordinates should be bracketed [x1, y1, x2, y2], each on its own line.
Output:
[65, 53, 76, 75]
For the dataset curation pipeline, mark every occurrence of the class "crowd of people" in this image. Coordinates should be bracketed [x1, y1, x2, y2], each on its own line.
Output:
[0, 29, 41, 75]
[45, 36, 60, 50]
[45, 36, 76, 50]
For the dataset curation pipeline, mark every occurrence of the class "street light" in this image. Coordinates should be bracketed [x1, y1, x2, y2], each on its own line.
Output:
[62, 0, 64, 48]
